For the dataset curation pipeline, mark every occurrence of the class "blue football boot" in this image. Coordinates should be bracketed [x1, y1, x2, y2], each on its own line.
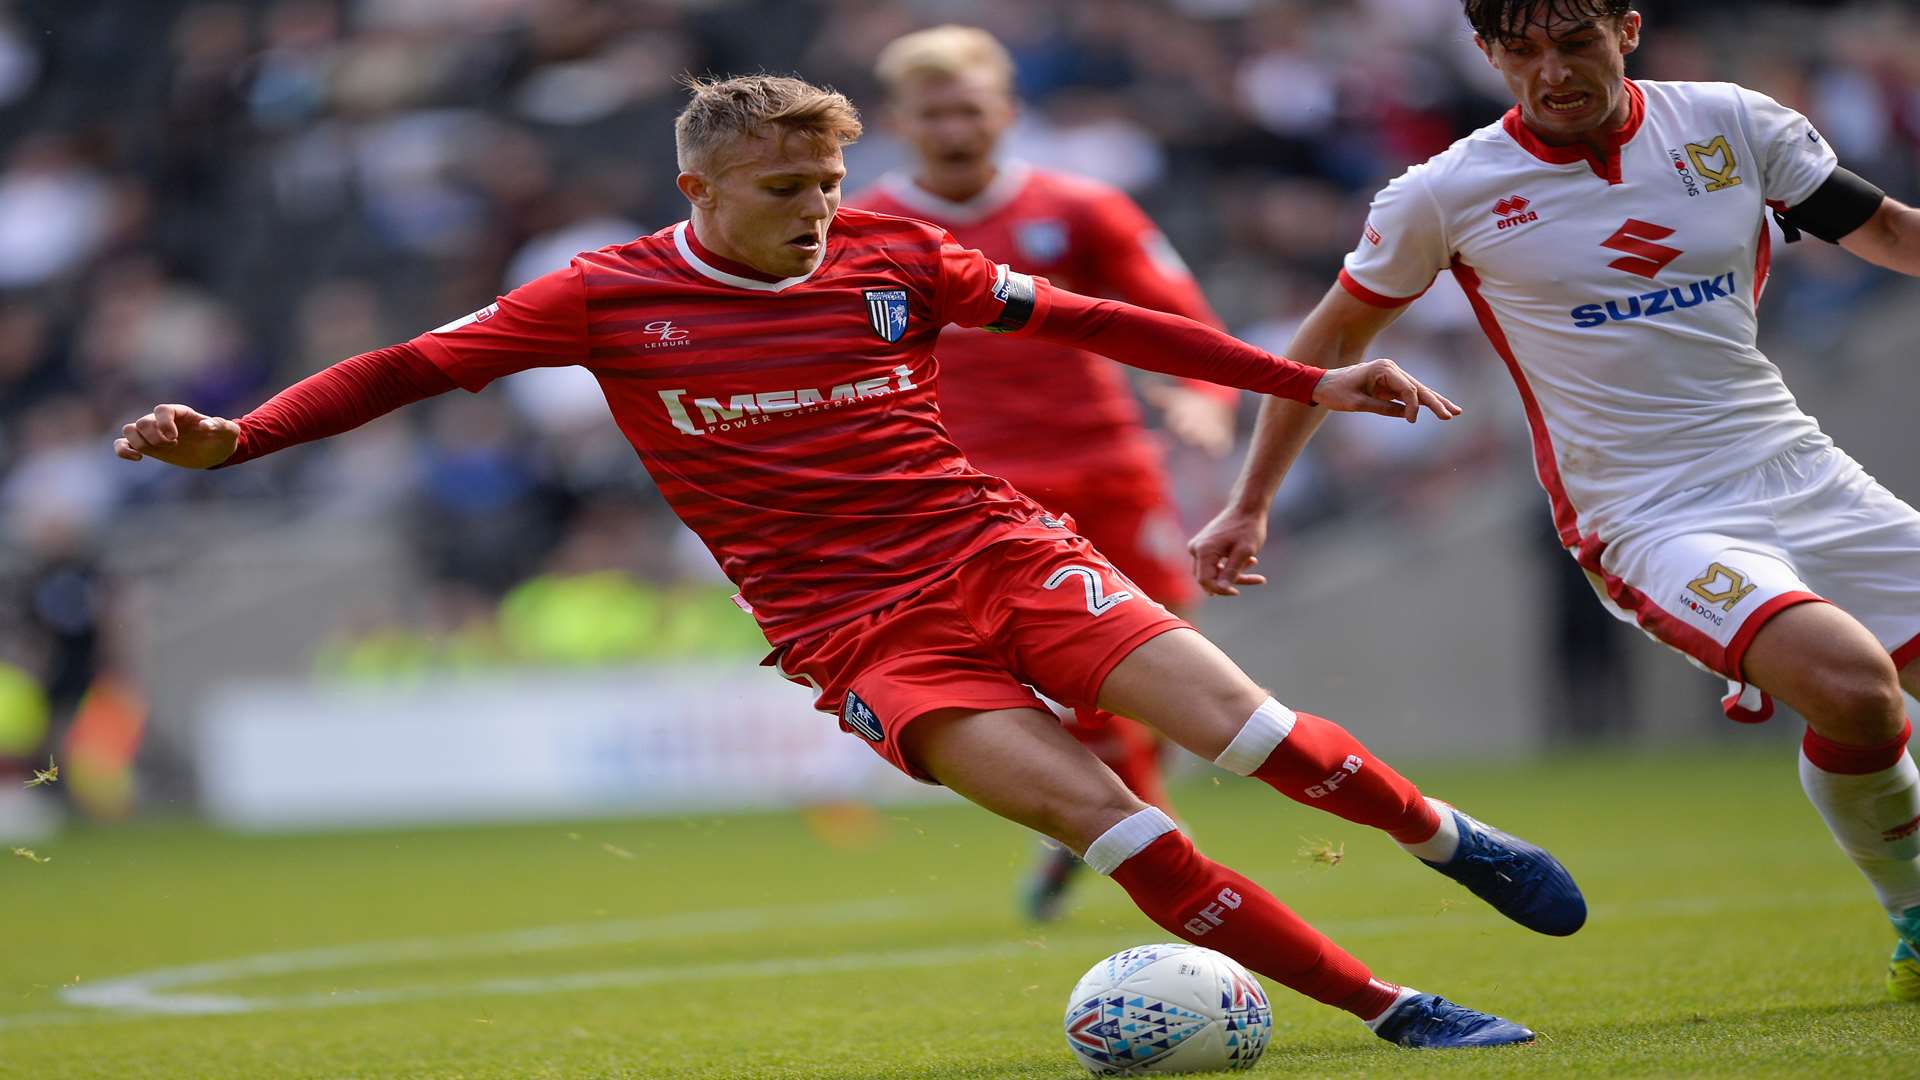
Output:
[1889, 906, 1920, 1002]
[1421, 807, 1586, 936]
[1372, 993, 1535, 1048]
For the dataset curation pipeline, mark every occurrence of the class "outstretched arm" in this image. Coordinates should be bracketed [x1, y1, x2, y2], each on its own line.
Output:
[1837, 195, 1920, 277]
[1185, 282, 1410, 596]
[117, 263, 587, 468]
[936, 236, 1454, 418]
[115, 344, 455, 468]
[1023, 284, 1457, 420]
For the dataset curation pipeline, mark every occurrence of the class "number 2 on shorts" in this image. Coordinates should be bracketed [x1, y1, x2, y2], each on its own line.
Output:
[1044, 564, 1135, 616]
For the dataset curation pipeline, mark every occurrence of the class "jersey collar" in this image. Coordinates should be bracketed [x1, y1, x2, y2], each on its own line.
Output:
[673, 221, 821, 292]
[1501, 78, 1646, 185]
[877, 160, 1033, 225]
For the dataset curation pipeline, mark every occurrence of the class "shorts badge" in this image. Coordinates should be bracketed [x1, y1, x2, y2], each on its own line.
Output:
[842, 691, 883, 742]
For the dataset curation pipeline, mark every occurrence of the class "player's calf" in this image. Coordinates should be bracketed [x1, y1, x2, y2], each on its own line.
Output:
[1091, 806, 1398, 1018]
[1212, 698, 1441, 842]
[1213, 697, 1586, 935]
[1799, 717, 1920, 919]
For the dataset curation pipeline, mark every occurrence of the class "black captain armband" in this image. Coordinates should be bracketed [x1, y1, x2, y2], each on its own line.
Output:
[983, 266, 1037, 334]
[1773, 167, 1886, 244]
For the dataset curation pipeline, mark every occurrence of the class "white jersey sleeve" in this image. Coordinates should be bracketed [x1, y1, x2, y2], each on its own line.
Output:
[1341, 165, 1450, 305]
[1733, 87, 1838, 207]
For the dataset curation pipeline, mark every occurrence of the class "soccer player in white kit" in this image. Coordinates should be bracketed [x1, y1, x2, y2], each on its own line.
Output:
[1189, 0, 1920, 1001]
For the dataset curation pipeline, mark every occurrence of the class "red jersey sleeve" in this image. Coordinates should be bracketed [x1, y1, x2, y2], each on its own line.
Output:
[929, 227, 1319, 402]
[1028, 288, 1325, 404]
[409, 262, 590, 392]
[932, 233, 1054, 337]
[218, 343, 454, 467]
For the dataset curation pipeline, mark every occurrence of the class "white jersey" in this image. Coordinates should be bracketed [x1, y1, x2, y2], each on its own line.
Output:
[1341, 79, 1839, 547]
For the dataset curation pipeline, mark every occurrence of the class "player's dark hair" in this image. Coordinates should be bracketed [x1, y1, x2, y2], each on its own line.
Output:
[1462, 0, 1632, 46]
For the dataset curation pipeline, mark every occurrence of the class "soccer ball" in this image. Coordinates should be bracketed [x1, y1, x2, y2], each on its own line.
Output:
[1063, 943, 1272, 1075]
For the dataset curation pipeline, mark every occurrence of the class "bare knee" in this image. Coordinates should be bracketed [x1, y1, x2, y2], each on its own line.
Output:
[1043, 794, 1153, 858]
[1801, 653, 1905, 745]
[1096, 628, 1269, 760]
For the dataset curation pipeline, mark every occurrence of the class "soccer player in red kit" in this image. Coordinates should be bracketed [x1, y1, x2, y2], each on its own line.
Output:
[849, 25, 1233, 921]
[116, 74, 1577, 1051]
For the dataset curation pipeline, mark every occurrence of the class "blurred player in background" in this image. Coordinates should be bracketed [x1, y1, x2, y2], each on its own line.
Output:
[1190, 0, 1920, 1001]
[850, 25, 1236, 922]
[115, 73, 1580, 1048]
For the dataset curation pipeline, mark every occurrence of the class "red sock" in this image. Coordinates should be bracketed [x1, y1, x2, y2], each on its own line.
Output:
[1108, 830, 1400, 1019]
[1251, 712, 1440, 845]
[1069, 706, 1172, 812]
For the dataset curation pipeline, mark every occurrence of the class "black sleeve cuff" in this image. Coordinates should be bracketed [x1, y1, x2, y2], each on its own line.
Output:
[983, 267, 1037, 334]
[1777, 167, 1886, 244]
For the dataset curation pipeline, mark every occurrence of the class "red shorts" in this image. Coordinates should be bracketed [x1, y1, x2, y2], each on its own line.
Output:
[773, 534, 1192, 782]
[1017, 475, 1197, 609]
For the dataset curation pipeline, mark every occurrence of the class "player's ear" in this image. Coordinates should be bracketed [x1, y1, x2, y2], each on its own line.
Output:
[1473, 34, 1496, 67]
[1617, 11, 1641, 55]
[677, 171, 715, 210]
[998, 88, 1020, 128]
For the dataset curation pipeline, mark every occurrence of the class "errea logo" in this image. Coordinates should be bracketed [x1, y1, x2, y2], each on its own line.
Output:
[1491, 195, 1539, 231]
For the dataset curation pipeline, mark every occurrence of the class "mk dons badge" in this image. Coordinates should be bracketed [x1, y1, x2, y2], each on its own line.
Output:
[864, 288, 909, 343]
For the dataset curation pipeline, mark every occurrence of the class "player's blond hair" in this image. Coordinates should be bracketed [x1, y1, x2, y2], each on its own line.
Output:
[674, 74, 863, 174]
[873, 25, 1015, 94]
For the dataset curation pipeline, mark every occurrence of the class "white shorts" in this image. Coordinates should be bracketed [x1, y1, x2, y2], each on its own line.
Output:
[1573, 435, 1920, 723]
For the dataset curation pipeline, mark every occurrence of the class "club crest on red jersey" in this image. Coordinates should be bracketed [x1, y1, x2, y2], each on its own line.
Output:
[864, 288, 909, 343]
[842, 691, 883, 742]
[1014, 218, 1068, 263]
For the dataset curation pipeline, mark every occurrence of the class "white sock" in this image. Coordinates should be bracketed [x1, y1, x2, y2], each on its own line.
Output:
[1082, 806, 1178, 876]
[1211, 697, 1296, 776]
[1362, 985, 1421, 1031]
[1395, 797, 1461, 863]
[1799, 748, 1920, 915]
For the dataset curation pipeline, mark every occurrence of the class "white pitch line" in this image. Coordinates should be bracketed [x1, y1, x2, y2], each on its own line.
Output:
[0, 885, 1869, 1034]
[190, 936, 1130, 1014]
[56, 895, 937, 1014]
[6, 933, 1124, 1034]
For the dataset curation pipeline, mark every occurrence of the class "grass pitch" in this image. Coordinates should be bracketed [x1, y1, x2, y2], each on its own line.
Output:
[2, 743, 1915, 1078]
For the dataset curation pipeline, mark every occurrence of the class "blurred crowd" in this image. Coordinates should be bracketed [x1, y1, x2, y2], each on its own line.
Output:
[2, 0, 1918, 805]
